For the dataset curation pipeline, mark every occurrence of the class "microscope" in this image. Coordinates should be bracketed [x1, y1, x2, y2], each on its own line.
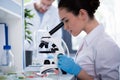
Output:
[36, 22, 69, 74]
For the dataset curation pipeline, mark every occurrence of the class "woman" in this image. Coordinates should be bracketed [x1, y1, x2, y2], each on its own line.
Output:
[57, 0, 120, 80]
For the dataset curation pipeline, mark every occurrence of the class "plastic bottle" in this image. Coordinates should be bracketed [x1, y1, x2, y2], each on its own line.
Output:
[1, 45, 15, 74]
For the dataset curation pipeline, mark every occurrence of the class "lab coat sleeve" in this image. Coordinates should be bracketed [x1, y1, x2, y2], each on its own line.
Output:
[95, 40, 120, 80]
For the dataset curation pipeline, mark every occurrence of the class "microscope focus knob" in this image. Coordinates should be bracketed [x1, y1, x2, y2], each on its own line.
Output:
[44, 60, 50, 64]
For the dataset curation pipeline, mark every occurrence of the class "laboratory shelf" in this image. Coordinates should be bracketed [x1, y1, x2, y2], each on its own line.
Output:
[0, 0, 21, 22]
[0, 0, 21, 17]
[0, 0, 23, 72]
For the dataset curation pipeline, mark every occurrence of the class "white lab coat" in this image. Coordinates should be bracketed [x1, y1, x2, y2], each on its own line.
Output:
[24, 2, 62, 50]
[75, 24, 120, 80]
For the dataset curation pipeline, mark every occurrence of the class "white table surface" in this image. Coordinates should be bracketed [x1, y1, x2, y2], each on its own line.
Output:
[26, 74, 74, 80]
[24, 66, 74, 80]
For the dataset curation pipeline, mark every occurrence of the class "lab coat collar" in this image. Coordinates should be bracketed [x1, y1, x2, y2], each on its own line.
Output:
[39, 6, 54, 30]
[84, 24, 105, 46]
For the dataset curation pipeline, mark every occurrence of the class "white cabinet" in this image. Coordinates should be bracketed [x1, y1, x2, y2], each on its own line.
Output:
[0, 0, 23, 72]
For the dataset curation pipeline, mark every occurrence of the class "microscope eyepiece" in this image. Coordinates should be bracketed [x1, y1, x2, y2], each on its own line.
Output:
[49, 22, 64, 35]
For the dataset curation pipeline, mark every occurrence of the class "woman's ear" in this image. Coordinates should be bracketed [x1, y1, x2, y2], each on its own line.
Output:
[79, 9, 88, 20]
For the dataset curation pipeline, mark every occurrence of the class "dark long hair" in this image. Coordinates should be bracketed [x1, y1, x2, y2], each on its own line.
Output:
[58, 0, 100, 18]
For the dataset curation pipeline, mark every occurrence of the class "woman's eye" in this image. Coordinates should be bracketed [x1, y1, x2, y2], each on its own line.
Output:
[65, 19, 69, 23]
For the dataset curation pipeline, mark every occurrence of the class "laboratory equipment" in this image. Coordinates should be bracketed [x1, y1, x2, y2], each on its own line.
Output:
[38, 37, 68, 74]
[34, 22, 69, 74]
[0, 23, 15, 74]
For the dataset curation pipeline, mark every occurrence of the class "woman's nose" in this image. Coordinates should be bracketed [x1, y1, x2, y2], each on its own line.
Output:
[64, 24, 68, 30]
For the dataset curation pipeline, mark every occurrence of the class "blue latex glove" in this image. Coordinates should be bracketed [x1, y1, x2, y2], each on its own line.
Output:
[58, 54, 82, 76]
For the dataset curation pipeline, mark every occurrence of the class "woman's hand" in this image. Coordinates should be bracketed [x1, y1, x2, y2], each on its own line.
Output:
[58, 54, 82, 76]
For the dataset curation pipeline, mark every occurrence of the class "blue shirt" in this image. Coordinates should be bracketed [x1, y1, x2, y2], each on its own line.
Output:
[36, 11, 44, 23]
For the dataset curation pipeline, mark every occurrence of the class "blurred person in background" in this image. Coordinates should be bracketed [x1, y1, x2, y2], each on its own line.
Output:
[25, 0, 62, 50]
